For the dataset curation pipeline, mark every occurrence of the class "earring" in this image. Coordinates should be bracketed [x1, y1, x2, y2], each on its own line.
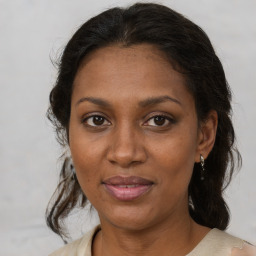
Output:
[70, 163, 76, 180]
[200, 154, 205, 181]
[67, 157, 76, 180]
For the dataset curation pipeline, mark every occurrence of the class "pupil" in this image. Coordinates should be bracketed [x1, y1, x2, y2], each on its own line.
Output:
[154, 116, 165, 125]
[93, 116, 104, 125]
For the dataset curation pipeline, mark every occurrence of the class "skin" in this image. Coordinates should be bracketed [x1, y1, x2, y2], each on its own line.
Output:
[69, 44, 218, 256]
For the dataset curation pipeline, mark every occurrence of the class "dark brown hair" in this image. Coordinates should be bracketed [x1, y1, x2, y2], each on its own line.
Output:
[46, 2, 241, 242]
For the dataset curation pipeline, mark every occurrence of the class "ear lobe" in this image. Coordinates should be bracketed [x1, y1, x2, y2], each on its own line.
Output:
[195, 110, 218, 162]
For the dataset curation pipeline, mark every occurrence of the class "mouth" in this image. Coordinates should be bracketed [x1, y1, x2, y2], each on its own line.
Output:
[102, 175, 154, 201]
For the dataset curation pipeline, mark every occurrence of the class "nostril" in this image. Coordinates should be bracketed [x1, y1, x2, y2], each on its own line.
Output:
[106, 130, 147, 166]
[107, 146, 147, 167]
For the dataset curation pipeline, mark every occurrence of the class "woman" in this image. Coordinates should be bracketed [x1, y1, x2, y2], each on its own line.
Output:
[46, 3, 255, 256]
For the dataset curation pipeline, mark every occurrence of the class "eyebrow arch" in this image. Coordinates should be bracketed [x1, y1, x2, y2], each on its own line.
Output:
[138, 95, 181, 107]
[76, 97, 111, 107]
[76, 95, 181, 107]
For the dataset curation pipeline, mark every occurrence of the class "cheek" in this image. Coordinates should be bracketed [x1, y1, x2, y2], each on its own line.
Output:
[69, 119, 106, 168]
[71, 151, 102, 202]
[148, 127, 197, 186]
[71, 144, 101, 180]
[69, 133, 106, 196]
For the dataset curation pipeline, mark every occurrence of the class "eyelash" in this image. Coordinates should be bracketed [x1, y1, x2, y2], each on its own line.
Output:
[82, 113, 175, 128]
[82, 115, 110, 127]
[144, 115, 174, 127]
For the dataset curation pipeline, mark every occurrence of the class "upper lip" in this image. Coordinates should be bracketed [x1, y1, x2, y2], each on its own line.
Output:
[102, 175, 154, 185]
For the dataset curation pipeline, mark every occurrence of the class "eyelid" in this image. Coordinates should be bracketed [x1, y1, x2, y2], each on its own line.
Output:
[81, 111, 175, 128]
[81, 112, 111, 127]
[145, 112, 174, 121]
[143, 112, 175, 127]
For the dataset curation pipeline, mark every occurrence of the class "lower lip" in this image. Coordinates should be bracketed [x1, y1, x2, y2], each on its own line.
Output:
[103, 184, 152, 201]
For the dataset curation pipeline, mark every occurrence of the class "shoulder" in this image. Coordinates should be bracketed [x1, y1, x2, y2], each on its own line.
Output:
[231, 240, 256, 256]
[48, 237, 85, 256]
[188, 229, 256, 256]
[48, 225, 100, 256]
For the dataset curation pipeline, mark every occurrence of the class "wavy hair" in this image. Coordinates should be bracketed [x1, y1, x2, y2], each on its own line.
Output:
[46, 2, 241, 242]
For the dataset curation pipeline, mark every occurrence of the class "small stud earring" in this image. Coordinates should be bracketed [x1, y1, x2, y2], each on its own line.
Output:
[200, 154, 205, 181]
[70, 163, 76, 180]
[67, 157, 76, 180]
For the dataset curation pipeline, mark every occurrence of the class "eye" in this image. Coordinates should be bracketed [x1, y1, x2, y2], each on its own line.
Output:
[83, 115, 110, 127]
[145, 115, 173, 127]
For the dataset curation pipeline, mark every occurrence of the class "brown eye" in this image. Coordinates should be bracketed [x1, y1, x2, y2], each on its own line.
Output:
[83, 115, 110, 127]
[154, 116, 166, 126]
[146, 115, 173, 127]
[93, 116, 104, 125]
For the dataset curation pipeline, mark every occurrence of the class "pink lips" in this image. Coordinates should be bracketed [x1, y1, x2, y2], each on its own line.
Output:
[103, 176, 153, 201]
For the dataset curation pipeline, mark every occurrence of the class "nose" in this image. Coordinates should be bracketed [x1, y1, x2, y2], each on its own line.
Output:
[106, 123, 147, 168]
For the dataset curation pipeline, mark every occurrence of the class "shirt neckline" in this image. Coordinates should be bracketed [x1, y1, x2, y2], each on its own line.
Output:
[85, 226, 220, 256]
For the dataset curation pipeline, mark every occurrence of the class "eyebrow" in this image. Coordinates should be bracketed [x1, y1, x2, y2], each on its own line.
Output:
[138, 95, 181, 107]
[76, 95, 181, 107]
[76, 97, 111, 107]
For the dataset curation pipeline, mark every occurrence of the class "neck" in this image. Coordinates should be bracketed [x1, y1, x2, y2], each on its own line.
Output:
[92, 211, 210, 256]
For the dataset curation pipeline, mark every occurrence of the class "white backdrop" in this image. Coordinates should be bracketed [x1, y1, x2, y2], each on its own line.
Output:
[0, 0, 255, 255]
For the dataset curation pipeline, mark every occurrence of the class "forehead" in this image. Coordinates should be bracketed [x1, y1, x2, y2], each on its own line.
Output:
[72, 44, 193, 107]
[80, 44, 169, 66]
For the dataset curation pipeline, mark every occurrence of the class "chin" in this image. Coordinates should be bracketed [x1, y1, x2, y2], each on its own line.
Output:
[98, 204, 164, 232]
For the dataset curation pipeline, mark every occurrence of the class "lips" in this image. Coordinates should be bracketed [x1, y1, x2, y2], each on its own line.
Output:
[102, 176, 154, 201]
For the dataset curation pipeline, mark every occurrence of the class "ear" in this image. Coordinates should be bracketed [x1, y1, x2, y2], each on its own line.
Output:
[195, 110, 218, 163]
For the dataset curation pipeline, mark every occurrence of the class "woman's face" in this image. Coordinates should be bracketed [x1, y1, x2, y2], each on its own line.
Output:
[69, 44, 204, 230]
